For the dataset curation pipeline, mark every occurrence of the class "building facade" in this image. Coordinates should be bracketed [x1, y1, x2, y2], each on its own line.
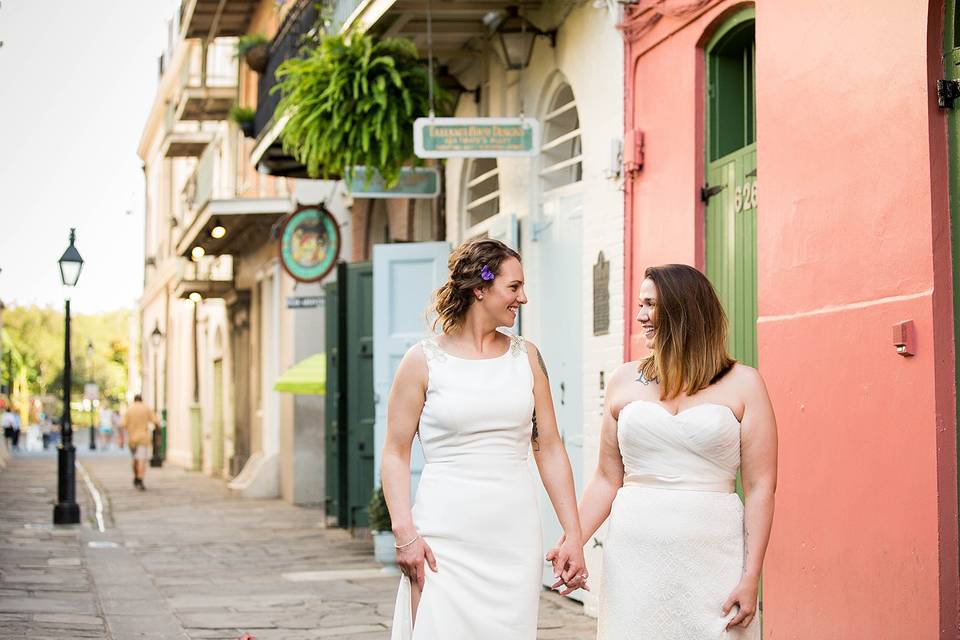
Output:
[620, 1, 959, 637]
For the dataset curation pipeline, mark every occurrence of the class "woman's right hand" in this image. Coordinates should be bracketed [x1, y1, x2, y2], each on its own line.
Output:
[396, 535, 438, 590]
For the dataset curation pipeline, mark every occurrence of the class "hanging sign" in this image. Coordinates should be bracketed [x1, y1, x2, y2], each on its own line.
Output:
[347, 166, 440, 199]
[414, 117, 540, 158]
[278, 205, 342, 283]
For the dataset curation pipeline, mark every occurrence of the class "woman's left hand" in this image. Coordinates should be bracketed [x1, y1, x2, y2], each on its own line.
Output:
[548, 535, 589, 595]
[722, 575, 759, 629]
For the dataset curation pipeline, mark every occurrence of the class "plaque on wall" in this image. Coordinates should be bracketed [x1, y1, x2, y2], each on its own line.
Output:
[593, 251, 610, 336]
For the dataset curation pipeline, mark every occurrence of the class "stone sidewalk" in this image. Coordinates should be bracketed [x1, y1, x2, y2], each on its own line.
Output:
[0, 449, 597, 640]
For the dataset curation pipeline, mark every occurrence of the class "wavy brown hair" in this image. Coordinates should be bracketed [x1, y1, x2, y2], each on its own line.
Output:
[638, 264, 736, 400]
[431, 238, 521, 334]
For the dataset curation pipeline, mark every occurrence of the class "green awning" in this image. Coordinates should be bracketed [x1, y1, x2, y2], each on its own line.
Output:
[274, 353, 326, 395]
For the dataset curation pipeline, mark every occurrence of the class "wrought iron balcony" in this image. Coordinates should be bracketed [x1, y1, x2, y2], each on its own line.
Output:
[248, 0, 319, 177]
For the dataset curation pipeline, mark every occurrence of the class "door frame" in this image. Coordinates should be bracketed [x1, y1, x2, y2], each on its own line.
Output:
[937, 0, 960, 633]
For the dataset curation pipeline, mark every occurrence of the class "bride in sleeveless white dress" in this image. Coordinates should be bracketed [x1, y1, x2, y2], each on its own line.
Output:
[381, 240, 588, 639]
[551, 264, 777, 638]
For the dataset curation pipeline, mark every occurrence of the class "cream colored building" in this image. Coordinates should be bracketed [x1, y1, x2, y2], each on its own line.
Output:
[138, 1, 353, 505]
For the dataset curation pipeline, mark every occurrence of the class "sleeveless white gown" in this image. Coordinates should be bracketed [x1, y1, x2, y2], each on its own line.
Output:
[391, 331, 542, 640]
[599, 401, 760, 639]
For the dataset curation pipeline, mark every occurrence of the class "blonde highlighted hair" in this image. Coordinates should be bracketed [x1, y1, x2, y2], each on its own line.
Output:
[432, 238, 520, 334]
[638, 264, 736, 400]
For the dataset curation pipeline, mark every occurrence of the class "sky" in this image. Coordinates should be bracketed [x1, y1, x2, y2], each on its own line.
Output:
[0, 0, 179, 313]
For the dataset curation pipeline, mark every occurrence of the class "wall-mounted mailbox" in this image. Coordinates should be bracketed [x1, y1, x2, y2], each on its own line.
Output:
[892, 320, 915, 357]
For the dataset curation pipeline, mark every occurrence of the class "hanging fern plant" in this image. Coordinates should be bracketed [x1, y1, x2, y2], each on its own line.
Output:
[272, 33, 448, 187]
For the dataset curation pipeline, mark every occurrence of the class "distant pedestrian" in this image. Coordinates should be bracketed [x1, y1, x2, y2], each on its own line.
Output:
[1, 409, 14, 450]
[7, 408, 20, 450]
[121, 395, 159, 490]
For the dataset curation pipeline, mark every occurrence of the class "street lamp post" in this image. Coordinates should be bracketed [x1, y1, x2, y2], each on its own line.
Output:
[86, 341, 96, 451]
[150, 323, 163, 468]
[54, 229, 83, 525]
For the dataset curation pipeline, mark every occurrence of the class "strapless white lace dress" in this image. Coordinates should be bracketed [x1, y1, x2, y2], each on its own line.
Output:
[599, 400, 759, 639]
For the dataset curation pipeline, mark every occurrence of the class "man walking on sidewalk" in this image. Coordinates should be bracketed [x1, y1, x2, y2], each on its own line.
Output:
[121, 395, 159, 490]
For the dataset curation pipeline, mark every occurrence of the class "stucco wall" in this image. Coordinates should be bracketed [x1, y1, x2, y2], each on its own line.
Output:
[622, 1, 956, 636]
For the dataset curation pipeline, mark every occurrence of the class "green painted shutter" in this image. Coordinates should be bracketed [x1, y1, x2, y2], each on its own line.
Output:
[324, 279, 343, 526]
[345, 262, 375, 529]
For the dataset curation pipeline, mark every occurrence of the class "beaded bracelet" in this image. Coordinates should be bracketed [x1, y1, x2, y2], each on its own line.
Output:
[394, 535, 420, 549]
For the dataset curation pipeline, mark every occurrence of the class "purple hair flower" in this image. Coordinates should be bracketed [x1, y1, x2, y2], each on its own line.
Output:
[480, 265, 495, 281]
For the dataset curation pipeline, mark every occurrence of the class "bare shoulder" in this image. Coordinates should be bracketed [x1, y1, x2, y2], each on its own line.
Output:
[394, 342, 428, 386]
[611, 361, 642, 384]
[522, 338, 550, 379]
[728, 363, 766, 389]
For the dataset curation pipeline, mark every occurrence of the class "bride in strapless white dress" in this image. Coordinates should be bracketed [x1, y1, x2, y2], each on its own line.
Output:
[552, 264, 777, 639]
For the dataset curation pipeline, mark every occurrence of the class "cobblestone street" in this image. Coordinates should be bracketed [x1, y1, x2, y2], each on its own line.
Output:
[0, 449, 596, 640]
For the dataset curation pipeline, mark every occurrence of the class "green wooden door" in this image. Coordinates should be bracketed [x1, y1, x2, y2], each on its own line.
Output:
[705, 8, 757, 367]
[324, 279, 344, 526]
[945, 0, 960, 566]
[345, 262, 375, 529]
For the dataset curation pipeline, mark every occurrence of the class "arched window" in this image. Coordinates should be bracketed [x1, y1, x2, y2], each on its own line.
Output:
[463, 157, 501, 229]
[540, 82, 582, 192]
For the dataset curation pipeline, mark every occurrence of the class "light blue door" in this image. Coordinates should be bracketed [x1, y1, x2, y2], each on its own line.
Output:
[534, 189, 584, 595]
[373, 241, 451, 500]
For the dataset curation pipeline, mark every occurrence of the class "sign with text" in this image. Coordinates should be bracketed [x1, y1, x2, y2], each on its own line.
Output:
[348, 166, 440, 199]
[414, 117, 540, 158]
[286, 295, 325, 309]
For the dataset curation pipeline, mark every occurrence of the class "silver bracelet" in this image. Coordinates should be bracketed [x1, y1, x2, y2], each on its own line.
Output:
[394, 534, 420, 549]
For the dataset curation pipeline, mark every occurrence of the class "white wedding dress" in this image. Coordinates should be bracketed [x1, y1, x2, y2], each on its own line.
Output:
[599, 400, 760, 639]
[391, 330, 542, 639]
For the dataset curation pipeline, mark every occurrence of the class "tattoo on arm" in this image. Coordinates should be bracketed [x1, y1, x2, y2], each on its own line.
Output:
[531, 410, 540, 451]
[536, 349, 549, 380]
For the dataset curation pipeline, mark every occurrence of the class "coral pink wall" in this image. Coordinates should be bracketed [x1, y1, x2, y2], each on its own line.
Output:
[622, 1, 958, 637]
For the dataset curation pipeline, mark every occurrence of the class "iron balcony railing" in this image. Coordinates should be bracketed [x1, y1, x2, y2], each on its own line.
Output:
[254, 0, 319, 136]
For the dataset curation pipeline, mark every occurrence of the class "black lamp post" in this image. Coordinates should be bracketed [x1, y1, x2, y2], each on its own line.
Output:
[149, 323, 164, 468]
[86, 341, 96, 451]
[54, 229, 83, 525]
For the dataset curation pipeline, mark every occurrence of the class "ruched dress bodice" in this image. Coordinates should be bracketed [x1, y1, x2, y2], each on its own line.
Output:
[599, 400, 759, 639]
[618, 400, 740, 493]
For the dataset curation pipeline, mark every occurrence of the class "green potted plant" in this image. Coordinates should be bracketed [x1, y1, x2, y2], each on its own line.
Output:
[272, 32, 450, 187]
[368, 485, 396, 565]
[228, 105, 256, 138]
[237, 34, 269, 73]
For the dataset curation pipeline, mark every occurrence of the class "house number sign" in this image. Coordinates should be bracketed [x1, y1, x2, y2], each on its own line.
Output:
[734, 178, 758, 213]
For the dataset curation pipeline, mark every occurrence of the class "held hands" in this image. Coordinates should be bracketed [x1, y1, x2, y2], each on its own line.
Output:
[395, 534, 438, 591]
[545, 534, 589, 596]
[722, 575, 759, 630]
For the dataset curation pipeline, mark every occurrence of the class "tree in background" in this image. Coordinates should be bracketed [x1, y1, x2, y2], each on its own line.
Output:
[0, 305, 131, 425]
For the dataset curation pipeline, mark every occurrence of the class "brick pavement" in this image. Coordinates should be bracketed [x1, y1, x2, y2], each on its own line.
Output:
[0, 447, 597, 640]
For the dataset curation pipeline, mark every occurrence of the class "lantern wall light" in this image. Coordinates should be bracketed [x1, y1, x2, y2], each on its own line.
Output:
[483, 6, 556, 71]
